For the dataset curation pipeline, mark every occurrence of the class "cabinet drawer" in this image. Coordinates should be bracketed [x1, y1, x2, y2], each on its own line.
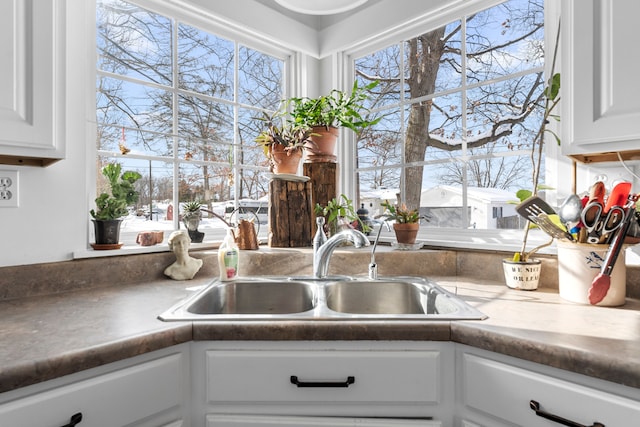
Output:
[206, 350, 440, 405]
[462, 353, 640, 426]
[0, 353, 184, 427]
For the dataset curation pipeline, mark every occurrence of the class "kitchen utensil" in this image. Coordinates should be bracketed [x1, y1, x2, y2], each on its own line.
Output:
[589, 197, 637, 305]
[558, 194, 582, 225]
[531, 213, 574, 241]
[582, 181, 606, 224]
[603, 181, 631, 213]
[581, 202, 625, 244]
[516, 196, 556, 219]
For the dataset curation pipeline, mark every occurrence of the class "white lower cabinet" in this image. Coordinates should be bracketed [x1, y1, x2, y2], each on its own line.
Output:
[456, 345, 640, 427]
[0, 344, 190, 427]
[192, 341, 455, 427]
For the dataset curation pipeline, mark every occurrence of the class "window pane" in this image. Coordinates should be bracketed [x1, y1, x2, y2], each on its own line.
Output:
[238, 46, 284, 110]
[466, 0, 544, 83]
[357, 110, 403, 169]
[466, 74, 544, 155]
[355, 45, 402, 108]
[97, 0, 172, 85]
[97, 77, 173, 134]
[177, 95, 234, 161]
[178, 24, 234, 100]
[95, 157, 175, 244]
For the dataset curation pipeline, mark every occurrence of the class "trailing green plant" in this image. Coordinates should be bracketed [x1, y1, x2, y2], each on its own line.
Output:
[380, 200, 428, 224]
[513, 20, 561, 262]
[288, 80, 381, 133]
[255, 111, 314, 157]
[90, 163, 142, 221]
[314, 194, 371, 234]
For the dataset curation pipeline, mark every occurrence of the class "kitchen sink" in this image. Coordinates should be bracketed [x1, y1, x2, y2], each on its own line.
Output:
[158, 276, 486, 321]
[187, 280, 317, 315]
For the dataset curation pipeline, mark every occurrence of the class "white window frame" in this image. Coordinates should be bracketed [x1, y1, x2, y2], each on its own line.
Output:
[334, 0, 563, 254]
[88, 0, 297, 255]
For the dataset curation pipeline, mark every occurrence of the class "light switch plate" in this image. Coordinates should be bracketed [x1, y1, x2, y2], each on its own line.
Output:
[0, 170, 19, 208]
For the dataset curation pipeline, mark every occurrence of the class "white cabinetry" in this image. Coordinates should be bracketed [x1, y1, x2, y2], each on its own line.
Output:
[192, 341, 454, 427]
[0, 345, 189, 427]
[457, 345, 640, 427]
[562, 0, 640, 163]
[0, 0, 65, 166]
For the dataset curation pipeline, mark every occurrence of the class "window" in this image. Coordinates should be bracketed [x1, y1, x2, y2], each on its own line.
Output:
[96, 0, 286, 245]
[352, 0, 545, 232]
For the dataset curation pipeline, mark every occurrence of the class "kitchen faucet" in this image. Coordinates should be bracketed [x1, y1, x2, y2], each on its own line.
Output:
[313, 228, 370, 278]
[368, 220, 391, 280]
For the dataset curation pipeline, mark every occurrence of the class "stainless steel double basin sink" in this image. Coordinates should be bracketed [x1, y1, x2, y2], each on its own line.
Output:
[158, 276, 486, 321]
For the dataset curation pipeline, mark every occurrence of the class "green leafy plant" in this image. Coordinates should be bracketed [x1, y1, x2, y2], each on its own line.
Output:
[182, 200, 202, 218]
[513, 21, 561, 262]
[380, 200, 427, 224]
[315, 194, 371, 234]
[90, 163, 142, 220]
[288, 81, 381, 133]
[255, 111, 314, 157]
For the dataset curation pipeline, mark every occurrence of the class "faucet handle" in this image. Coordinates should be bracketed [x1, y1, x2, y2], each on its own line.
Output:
[368, 262, 378, 280]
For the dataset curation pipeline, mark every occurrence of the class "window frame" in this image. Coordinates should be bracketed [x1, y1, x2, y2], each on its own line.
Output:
[92, 0, 297, 251]
[337, 0, 561, 254]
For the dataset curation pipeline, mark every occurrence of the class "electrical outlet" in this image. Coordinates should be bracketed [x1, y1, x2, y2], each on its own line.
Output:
[0, 170, 18, 208]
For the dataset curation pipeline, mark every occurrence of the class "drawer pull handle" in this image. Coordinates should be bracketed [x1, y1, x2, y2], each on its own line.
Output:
[290, 375, 355, 388]
[60, 412, 83, 427]
[530, 400, 604, 427]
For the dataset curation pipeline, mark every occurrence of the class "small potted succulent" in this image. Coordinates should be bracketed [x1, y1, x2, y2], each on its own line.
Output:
[90, 163, 142, 248]
[287, 80, 380, 162]
[182, 200, 204, 243]
[380, 200, 427, 245]
[255, 111, 313, 174]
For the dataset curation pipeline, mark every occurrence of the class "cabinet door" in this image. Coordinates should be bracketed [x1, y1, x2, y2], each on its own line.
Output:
[0, 353, 186, 427]
[461, 352, 640, 426]
[0, 0, 65, 166]
[562, 0, 640, 158]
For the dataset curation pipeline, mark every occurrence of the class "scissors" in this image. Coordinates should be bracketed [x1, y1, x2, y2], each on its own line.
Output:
[580, 202, 626, 244]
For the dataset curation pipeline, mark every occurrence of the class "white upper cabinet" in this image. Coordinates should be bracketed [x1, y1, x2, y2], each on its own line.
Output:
[562, 0, 640, 163]
[0, 0, 65, 166]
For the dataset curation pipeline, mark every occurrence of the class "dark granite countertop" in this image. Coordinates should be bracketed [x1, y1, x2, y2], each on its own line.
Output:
[1, 275, 640, 394]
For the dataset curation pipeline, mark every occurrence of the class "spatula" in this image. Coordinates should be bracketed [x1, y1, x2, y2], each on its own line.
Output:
[516, 196, 556, 219]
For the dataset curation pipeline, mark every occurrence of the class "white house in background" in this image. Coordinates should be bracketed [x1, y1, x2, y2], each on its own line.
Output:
[360, 188, 400, 219]
[420, 186, 517, 229]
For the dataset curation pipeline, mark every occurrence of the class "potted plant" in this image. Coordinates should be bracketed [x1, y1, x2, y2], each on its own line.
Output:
[255, 111, 313, 174]
[182, 200, 204, 243]
[90, 163, 142, 248]
[380, 200, 427, 245]
[314, 194, 371, 237]
[288, 80, 380, 162]
[505, 22, 561, 290]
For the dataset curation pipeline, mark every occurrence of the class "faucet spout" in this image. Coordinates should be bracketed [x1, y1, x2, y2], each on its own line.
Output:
[313, 229, 370, 278]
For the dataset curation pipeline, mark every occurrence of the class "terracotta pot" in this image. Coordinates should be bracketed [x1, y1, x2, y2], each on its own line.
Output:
[270, 144, 302, 174]
[393, 222, 419, 244]
[304, 126, 339, 163]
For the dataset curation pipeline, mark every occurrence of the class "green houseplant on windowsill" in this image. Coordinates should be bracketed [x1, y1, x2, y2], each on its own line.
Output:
[182, 200, 204, 243]
[380, 200, 429, 245]
[255, 111, 314, 174]
[287, 80, 381, 162]
[315, 194, 371, 237]
[90, 163, 142, 248]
